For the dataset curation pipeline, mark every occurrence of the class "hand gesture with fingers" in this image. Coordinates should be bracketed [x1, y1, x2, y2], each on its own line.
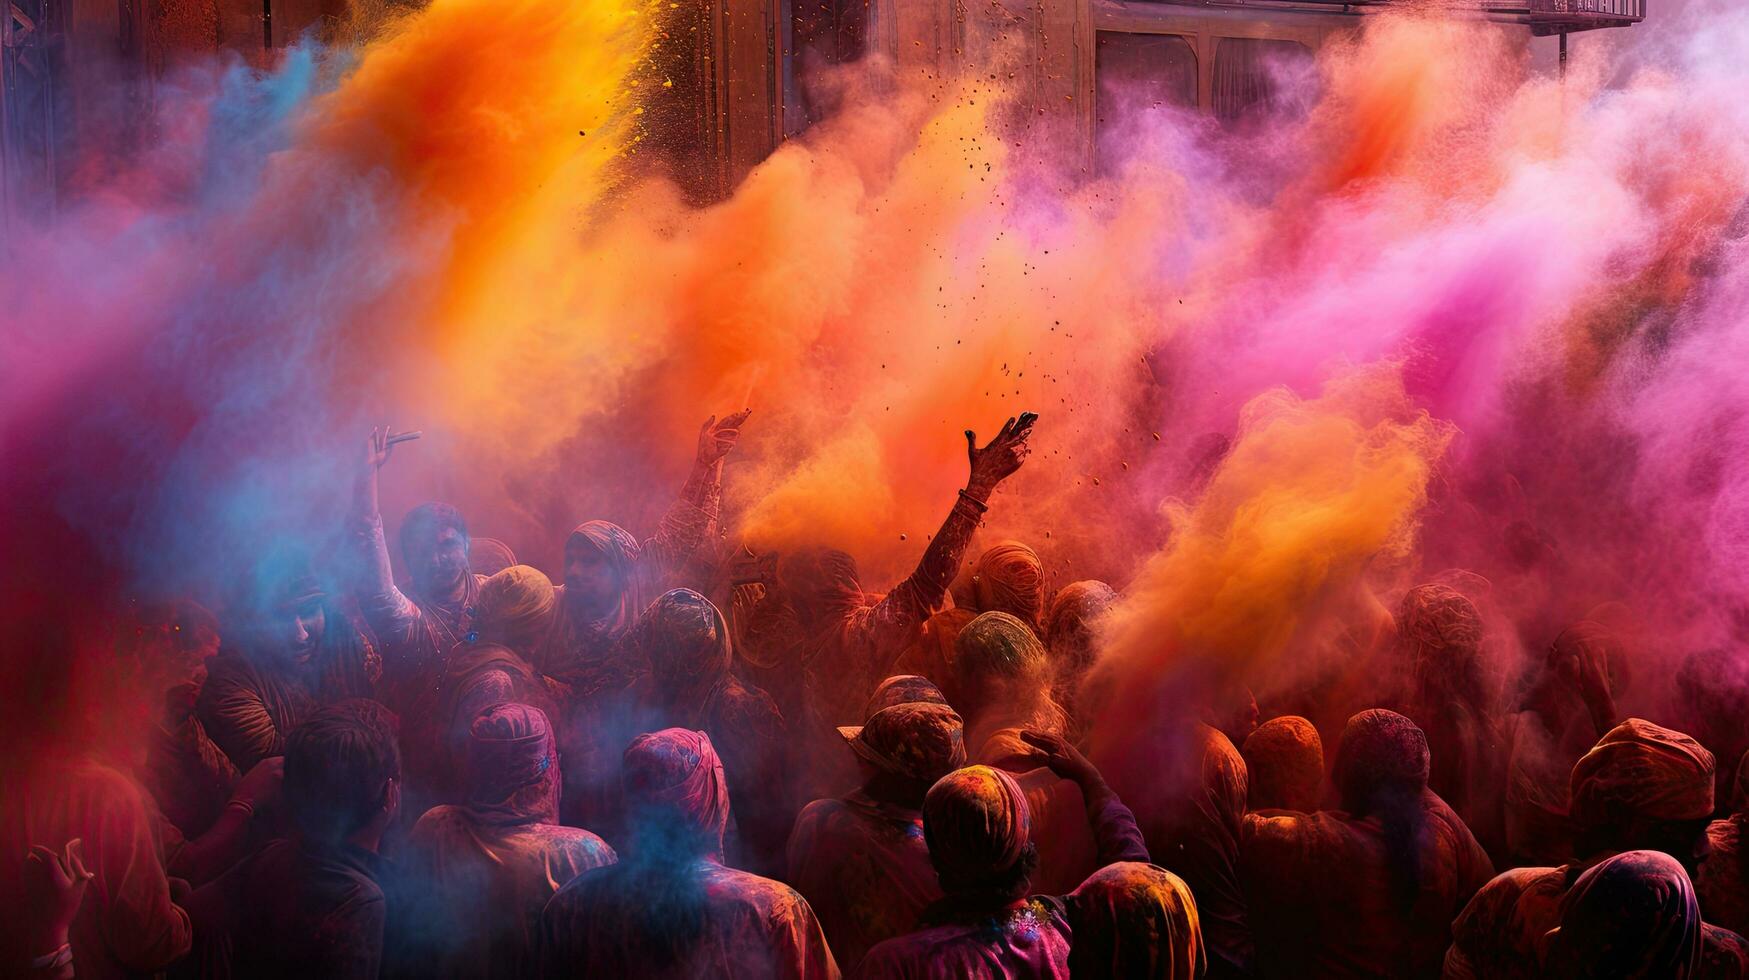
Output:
[966, 411, 1039, 495]
[1019, 728, 1099, 786]
[25, 838, 93, 956]
[697, 409, 753, 465]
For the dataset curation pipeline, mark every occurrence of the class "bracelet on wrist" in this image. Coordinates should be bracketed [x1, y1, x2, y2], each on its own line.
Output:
[956, 489, 990, 513]
[225, 798, 255, 819]
[30, 944, 73, 970]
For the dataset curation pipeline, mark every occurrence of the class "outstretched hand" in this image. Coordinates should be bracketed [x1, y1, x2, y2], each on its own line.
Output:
[25, 839, 93, 951]
[696, 409, 753, 465]
[365, 426, 401, 472]
[965, 412, 1038, 493]
[1019, 728, 1099, 785]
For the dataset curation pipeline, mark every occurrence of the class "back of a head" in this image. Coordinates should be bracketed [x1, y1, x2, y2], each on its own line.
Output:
[774, 547, 862, 620]
[971, 541, 1046, 629]
[284, 699, 401, 843]
[1397, 585, 1484, 701]
[466, 701, 560, 821]
[622, 727, 731, 859]
[1570, 719, 1715, 858]
[842, 701, 967, 793]
[1242, 715, 1325, 812]
[1068, 862, 1206, 980]
[1334, 709, 1431, 906]
[922, 765, 1036, 903]
[956, 611, 1049, 685]
[1044, 580, 1117, 672]
[635, 589, 732, 693]
[1542, 850, 1701, 979]
[864, 674, 950, 719]
[474, 565, 555, 650]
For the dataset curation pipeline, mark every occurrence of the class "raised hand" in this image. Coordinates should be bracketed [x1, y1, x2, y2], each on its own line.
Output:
[965, 411, 1038, 495]
[696, 409, 753, 465]
[24, 839, 92, 955]
[1018, 728, 1100, 785]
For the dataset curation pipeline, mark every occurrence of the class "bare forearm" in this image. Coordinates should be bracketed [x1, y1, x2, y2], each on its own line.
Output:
[167, 801, 253, 884]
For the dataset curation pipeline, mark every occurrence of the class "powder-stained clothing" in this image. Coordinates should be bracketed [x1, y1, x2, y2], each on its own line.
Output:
[1700, 817, 1749, 939]
[400, 809, 616, 979]
[1240, 787, 1494, 978]
[0, 760, 192, 980]
[540, 861, 839, 979]
[853, 897, 1074, 980]
[788, 790, 942, 973]
[196, 626, 377, 773]
[1241, 715, 1325, 813]
[894, 607, 977, 709]
[185, 837, 387, 980]
[1542, 850, 1702, 979]
[1067, 862, 1206, 980]
[978, 729, 1100, 896]
[145, 712, 240, 837]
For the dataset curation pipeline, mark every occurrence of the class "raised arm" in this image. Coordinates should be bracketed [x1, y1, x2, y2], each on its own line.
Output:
[348, 427, 420, 644]
[640, 410, 752, 579]
[1020, 729, 1151, 866]
[864, 413, 1039, 657]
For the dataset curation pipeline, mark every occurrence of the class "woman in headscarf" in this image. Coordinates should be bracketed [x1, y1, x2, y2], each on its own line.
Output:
[1241, 709, 1494, 979]
[1042, 580, 1116, 739]
[541, 412, 749, 826]
[1540, 850, 1703, 979]
[750, 415, 1037, 801]
[1396, 584, 1505, 857]
[626, 589, 789, 876]
[1241, 715, 1324, 813]
[787, 697, 966, 972]
[399, 703, 615, 980]
[1445, 719, 1720, 978]
[540, 728, 838, 979]
[1698, 752, 1749, 938]
[853, 749, 1148, 980]
[1502, 621, 1619, 866]
[1067, 862, 1205, 980]
[198, 549, 378, 772]
[897, 541, 1048, 707]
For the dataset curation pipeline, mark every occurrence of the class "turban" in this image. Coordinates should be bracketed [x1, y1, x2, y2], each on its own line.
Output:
[623, 728, 730, 853]
[863, 674, 950, 718]
[955, 611, 1048, 683]
[839, 702, 967, 784]
[1242, 715, 1325, 812]
[1335, 709, 1430, 805]
[1542, 850, 1702, 979]
[1069, 862, 1206, 980]
[1570, 719, 1715, 833]
[475, 565, 555, 642]
[1398, 584, 1482, 665]
[775, 548, 865, 619]
[1045, 580, 1117, 671]
[636, 589, 732, 692]
[923, 765, 1032, 885]
[972, 542, 1046, 628]
[468, 537, 518, 578]
[466, 702, 559, 820]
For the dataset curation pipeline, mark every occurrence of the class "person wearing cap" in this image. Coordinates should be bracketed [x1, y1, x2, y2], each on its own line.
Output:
[540, 728, 838, 979]
[1446, 718, 1730, 978]
[398, 703, 615, 979]
[197, 548, 378, 773]
[853, 735, 1148, 980]
[787, 696, 967, 972]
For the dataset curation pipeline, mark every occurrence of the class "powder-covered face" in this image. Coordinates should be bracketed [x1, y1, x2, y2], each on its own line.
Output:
[409, 525, 469, 598]
[564, 541, 620, 614]
[268, 598, 326, 668]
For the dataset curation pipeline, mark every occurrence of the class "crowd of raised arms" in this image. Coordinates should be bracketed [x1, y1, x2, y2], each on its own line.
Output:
[10, 407, 1749, 980]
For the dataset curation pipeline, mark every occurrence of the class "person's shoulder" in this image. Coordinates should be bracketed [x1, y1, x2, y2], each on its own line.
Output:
[703, 866, 816, 922]
[545, 825, 617, 866]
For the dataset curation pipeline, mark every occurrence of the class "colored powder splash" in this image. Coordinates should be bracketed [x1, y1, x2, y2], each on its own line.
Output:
[3, 0, 1749, 760]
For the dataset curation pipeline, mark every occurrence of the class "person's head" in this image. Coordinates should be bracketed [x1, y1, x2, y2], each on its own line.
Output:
[636, 590, 731, 707]
[131, 599, 222, 692]
[284, 699, 401, 846]
[1044, 580, 1116, 691]
[839, 702, 967, 806]
[1542, 850, 1702, 979]
[1335, 709, 1431, 905]
[1242, 715, 1325, 812]
[473, 565, 555, 654]
[864, 674, 950, 718]
[922, 765, 1038, 905]
[248, 548, 329, 669]
[773, 547, 863, 627]
[400, 502, 470, 599]
[466, 702, 561, 823]
[1569, 718, 1715, 872]
[970, 541, 1046, 631]
[563, 521, 640, 618]
[955, 611, 1051, 719]
[1068, 862, 1206, 980]
[467, 537, 518, 578]
[622, 728, 730, 862]
[1397, 583, 1485, 705]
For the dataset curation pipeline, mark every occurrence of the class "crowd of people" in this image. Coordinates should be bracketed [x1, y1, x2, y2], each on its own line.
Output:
[7, 406, 1749, 979]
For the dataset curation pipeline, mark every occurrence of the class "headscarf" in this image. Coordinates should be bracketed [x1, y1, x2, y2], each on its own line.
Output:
[1242, 715, 1325, 812]
[1570, 718, 1716, 834]
[1547, 621, 1620, 692]
[623, 728, 731, 857]
[864, 675, 950, 718]
[566, 521, 643, 633]
[775, 547, 865, 626]
[466, 702, 561, 824]
[1398, 583, 1483, 677]
[923, 765, 1032, 889]
[633, 589, 732, 721]
[971, 541, 1046, 631]
[475, 565, 556, 650]
[1542, 850, 1702, 979]
[839, 702, 967, 784]
[1069, 862, 1206, 980]
[468, 537, 518, 578]
[1044, 579, 1117, 677]
[956, 611, 1048, 681]
[1335, 709, 1431, 804]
